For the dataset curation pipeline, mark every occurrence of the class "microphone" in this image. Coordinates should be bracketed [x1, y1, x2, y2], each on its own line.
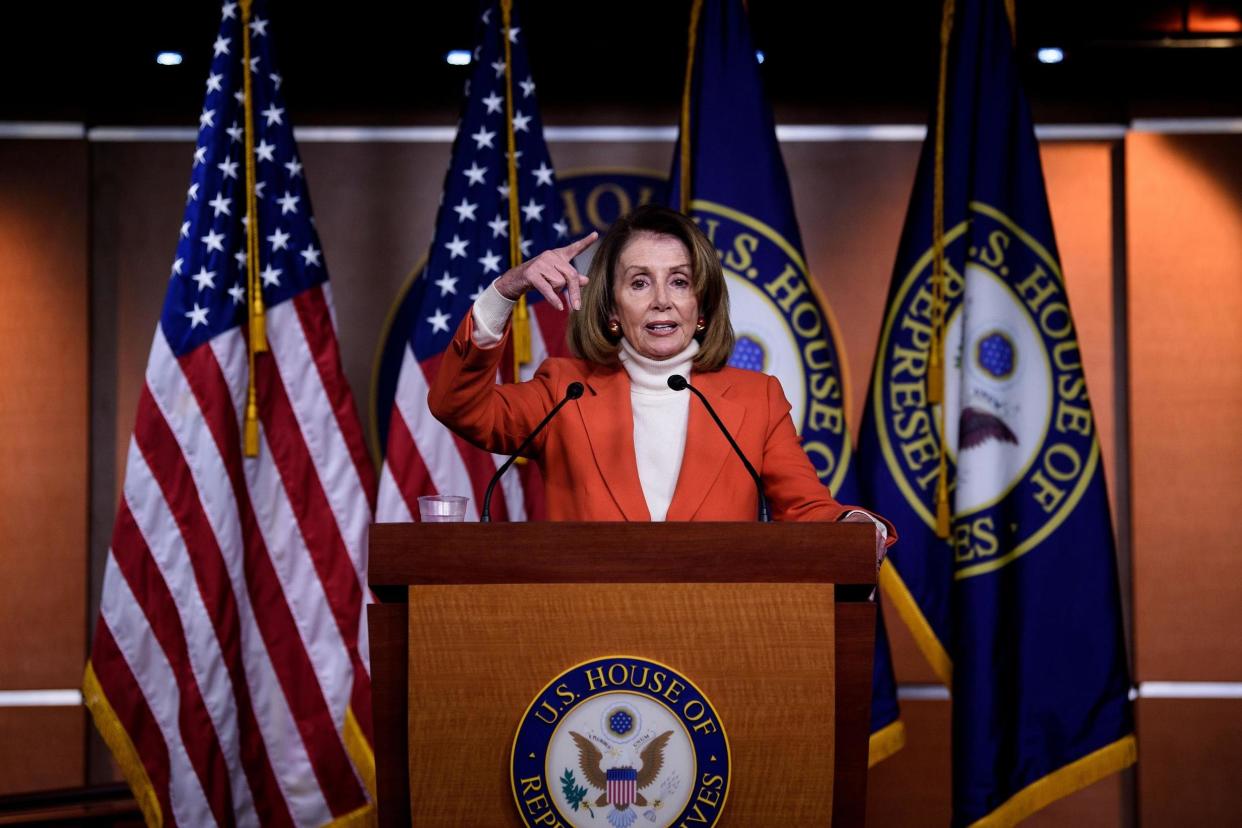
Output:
[480, 381, 585, 522]
[667, 374, 771, 522]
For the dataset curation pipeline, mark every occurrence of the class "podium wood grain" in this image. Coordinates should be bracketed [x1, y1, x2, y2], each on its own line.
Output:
[408, 583, 834, 826]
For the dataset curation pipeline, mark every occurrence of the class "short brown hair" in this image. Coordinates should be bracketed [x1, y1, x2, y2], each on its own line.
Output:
[567, 205, 735, 371]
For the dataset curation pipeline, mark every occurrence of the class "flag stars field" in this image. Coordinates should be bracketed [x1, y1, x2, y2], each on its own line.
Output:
[464, 162, 488, 185]
[479, 250, 502, 274]
[472, 126, 496, 149]
[453, 198, 478, 222]
[267, 227, 290, 250]
[427, 308, 451, 334]
[261, 103, 284, 126]
[300, 245, 322, 267]
[184, 302, 209, 327]
[435, 273, 458, 296]
[191, 267, 216, 291]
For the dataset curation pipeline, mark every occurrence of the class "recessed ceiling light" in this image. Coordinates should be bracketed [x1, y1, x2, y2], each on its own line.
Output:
[156, 51, 183, 66]
[1036, 46, 1065, 64]
[445, 50, 472, 66]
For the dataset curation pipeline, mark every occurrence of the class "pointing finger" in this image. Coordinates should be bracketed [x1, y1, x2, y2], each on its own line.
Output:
[557, 231, 599, 262]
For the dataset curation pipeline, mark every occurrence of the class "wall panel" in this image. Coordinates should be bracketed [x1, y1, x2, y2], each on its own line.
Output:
[0, 141, 88, 696]
[1127, 132, 1242, 681]
[1137, 698, 1242, 825]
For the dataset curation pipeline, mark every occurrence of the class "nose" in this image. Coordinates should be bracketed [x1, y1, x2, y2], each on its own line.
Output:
[651, 281, 672, 309]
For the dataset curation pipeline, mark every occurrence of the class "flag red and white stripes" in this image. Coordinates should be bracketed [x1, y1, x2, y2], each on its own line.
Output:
[87, 290, 378, 828]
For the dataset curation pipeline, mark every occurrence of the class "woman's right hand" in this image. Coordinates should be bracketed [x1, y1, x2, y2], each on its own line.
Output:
[494, 231, 598, 312]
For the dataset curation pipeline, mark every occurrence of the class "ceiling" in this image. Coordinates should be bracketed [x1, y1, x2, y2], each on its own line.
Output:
[4, 1, 1241, 126]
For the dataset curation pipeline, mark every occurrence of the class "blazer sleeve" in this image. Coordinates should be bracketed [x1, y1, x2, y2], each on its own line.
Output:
[759, 374, 898, 544]
[427, 314, 561, 456]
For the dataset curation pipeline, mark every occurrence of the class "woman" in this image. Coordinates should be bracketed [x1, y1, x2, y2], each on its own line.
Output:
[429, 206, 894, 546]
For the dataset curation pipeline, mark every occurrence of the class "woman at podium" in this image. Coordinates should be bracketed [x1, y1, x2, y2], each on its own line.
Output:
[429, 205, 894, 549]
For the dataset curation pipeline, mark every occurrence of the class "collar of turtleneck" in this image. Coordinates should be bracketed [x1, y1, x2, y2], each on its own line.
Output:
[617, 337, 699, 395]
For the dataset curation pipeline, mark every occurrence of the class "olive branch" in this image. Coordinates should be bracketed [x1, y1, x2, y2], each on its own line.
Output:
[560, 768, 595, 817]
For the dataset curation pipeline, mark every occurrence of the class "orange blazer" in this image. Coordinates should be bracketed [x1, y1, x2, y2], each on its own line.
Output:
[430, 316, 895, 533]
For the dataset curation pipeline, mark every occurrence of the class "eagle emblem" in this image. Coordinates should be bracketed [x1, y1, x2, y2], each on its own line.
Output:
[570, 730, 673, 828]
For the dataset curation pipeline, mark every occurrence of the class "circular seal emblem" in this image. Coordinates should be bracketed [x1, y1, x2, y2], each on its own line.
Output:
[511, 656, 730, 828]
[872, 201, 1101, 579]
[691, 200, 853, 494]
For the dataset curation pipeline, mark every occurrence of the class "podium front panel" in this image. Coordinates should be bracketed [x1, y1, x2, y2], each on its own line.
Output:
[407, 583, 835, 826]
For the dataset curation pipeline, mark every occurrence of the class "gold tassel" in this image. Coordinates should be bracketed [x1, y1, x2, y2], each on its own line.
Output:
[513, 296, 532, 364]
[250, 300, 266, 352]
[927, 347, 944, 404]
[934, 464, 951, 539]
[244, 386, 260, 456]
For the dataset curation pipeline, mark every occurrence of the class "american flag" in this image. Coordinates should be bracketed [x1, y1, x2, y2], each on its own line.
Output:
[83, 2, 377, 825]
[376, 0, 570, 523]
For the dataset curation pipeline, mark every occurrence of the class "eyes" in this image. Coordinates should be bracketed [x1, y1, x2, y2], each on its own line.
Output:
[627, 272, 691, 291]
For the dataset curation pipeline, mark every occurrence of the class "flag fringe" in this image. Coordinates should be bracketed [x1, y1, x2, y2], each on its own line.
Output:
[324, 803, 377, 828]
[868, 719, 907, 768]
[968, 735, 1137, 828]
[82, 662, 164, 828]
[344, 706, 377, 803]
[879, 564, 952, 686]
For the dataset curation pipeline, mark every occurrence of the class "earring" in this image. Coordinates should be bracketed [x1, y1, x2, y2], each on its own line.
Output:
[607, 319, 621, 336]
[696, 317, 706, 332]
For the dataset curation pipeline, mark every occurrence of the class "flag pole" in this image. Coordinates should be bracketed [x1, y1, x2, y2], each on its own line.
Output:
[929, 0, 955, 538]
[241, 0, 266, 457]
[678, 0, 704, 214]
[501, 0, 531, 382]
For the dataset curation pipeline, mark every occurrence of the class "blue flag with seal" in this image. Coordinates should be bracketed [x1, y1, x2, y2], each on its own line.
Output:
[855, 0, 1136, 822]
[669, 0, 904, 765]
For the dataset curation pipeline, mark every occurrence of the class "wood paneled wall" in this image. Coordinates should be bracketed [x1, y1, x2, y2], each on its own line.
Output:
[0, 140, 89, 794]
[2, 128, 1240, 825]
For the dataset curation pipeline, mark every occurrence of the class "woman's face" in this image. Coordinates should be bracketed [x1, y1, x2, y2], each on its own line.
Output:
[611, 231, 700, 361]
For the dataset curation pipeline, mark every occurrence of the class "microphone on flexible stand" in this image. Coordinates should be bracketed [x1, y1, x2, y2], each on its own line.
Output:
[480, 381, 585, 522]
[667, 374, 771, 522]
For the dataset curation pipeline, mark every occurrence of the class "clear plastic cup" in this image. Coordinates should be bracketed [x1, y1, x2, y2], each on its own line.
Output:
[417, 495, 469, 522]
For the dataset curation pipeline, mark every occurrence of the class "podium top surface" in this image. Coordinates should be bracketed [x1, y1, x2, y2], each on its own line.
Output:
[368, 521, 877, 588]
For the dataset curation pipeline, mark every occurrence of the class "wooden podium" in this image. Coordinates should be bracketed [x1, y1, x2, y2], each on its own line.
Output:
[368, 522, 877, 827]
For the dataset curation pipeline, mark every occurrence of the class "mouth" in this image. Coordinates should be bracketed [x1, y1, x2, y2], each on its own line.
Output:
[644, 321, 680, 335]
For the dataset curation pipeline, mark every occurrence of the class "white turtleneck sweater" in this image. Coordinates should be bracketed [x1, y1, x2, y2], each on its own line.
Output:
[471, 282, 694, 520]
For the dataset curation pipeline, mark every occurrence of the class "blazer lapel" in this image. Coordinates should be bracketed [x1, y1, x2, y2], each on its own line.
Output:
[576, 365, 651, 521]
[666, 372, 746, 521]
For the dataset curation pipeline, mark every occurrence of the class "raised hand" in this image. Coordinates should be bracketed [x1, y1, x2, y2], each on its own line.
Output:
[494, 231, 599, 312]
